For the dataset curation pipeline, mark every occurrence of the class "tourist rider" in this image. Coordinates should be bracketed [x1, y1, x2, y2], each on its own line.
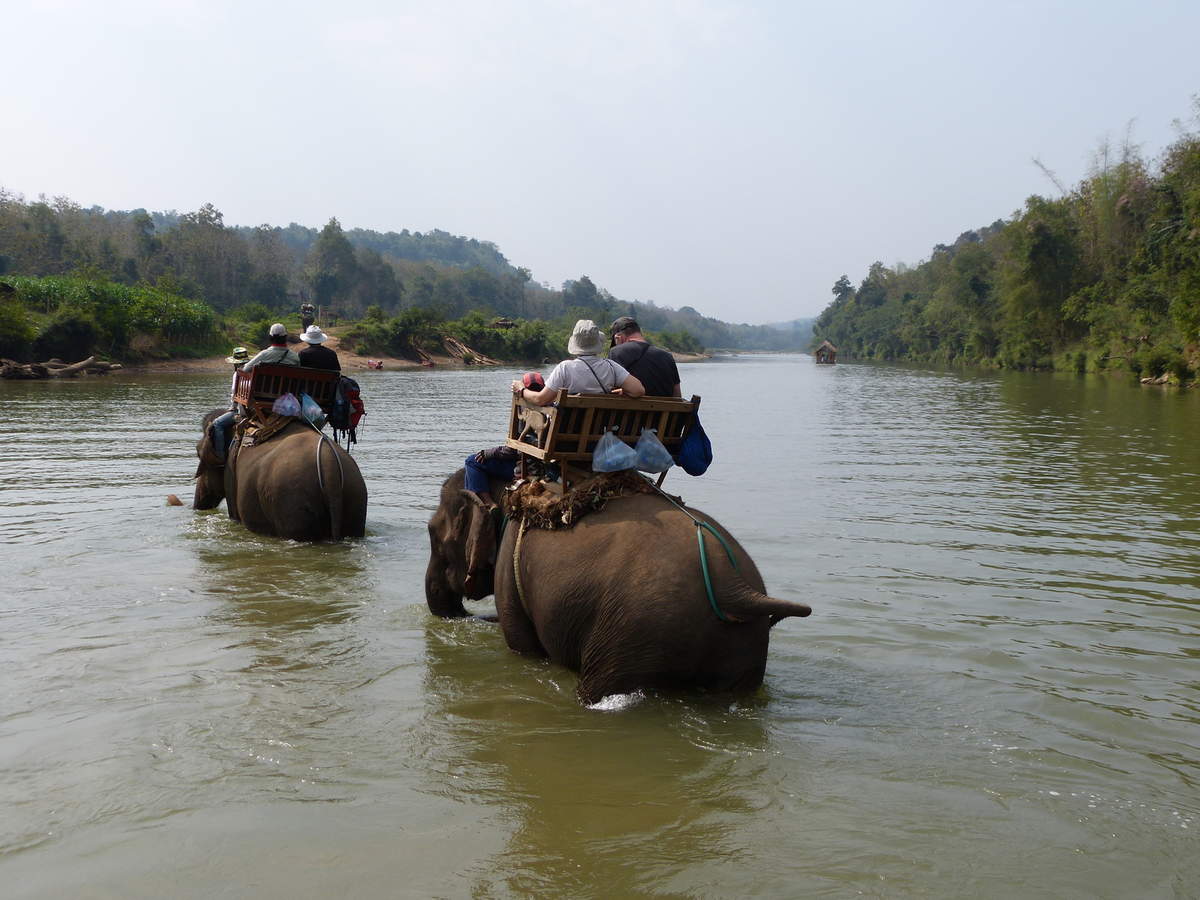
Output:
[210, 346, 249, 461]
[515, 319, 645, 407]
[298, 325, 340, 371]
[242, 323, 300, 370]
[461, 321, 647, 512]
[607, 316, 681, 397]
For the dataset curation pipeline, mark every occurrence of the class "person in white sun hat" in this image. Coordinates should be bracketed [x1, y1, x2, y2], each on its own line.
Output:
[298, 324, 340, 371]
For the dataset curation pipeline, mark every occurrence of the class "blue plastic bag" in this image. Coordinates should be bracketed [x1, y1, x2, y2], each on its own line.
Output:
[272, 392, 301, 417]
[299, 392, 326, 428]
[634, 428, 674, 473]
[592, 428, 638, 472]
[673, 416, 712, 476]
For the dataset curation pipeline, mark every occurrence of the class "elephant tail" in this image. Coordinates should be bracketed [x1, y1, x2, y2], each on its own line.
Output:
[719, 575, 812, 626]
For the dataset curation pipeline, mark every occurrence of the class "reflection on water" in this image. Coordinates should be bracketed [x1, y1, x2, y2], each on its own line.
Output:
[1, 359, 1199, 897]
[417, 618, 773, 895]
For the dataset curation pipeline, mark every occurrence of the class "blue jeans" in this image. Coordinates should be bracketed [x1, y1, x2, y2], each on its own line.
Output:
[464, 454, 517, 495]
[212, 410, 237, 460]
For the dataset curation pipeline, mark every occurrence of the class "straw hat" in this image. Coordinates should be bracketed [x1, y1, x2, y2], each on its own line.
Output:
[567, 319, 605, 356]
[300, 325, 328, 344]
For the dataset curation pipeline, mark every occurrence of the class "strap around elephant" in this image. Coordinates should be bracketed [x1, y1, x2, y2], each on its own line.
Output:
[640, 474, 741, 622]
[696, 521, 739, 622]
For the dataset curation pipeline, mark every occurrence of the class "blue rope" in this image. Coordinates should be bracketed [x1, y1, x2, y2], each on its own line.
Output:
[696, 520, 739, 621]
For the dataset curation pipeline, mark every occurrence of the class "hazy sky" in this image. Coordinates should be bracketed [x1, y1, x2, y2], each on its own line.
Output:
[3, 0, 1196, 324]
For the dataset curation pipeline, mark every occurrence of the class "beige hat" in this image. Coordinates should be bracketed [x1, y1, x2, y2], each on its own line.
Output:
[300, 325, 328, 344]
[269, 322, 287, 338]
[567, 319, 605, 356]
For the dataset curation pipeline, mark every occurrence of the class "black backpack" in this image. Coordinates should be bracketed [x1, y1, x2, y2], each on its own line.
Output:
[329, 376, 364, 445]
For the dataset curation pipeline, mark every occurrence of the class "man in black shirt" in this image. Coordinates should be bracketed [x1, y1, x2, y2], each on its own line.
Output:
[608, 316, 681, 397]
[298, 325, 341, 371]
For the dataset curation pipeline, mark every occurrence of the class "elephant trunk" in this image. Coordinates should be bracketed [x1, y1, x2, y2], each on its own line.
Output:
[424, 553, 469, 618]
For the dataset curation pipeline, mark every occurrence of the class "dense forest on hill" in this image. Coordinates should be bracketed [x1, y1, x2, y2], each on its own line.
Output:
[0, 191, 809, 363]
[814, 100, 1200, 382]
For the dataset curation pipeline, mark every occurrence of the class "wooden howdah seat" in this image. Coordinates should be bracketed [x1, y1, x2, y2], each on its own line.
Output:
[506, 390, 700, 492]
[232, 364, 339, 422]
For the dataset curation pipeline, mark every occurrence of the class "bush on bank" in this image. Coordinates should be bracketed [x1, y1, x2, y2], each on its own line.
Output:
[0, 274, 223, 361]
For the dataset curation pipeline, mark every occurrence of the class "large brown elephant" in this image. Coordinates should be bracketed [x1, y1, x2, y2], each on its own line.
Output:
[194, 409, 368, 540]
[425, 469, 812, 704]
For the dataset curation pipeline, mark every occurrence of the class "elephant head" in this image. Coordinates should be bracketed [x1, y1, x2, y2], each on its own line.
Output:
[425, 469, 500, 617]
[192, 409, 228, 510]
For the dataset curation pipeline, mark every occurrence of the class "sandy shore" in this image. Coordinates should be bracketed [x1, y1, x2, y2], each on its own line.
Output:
[120, 333, 464, 374]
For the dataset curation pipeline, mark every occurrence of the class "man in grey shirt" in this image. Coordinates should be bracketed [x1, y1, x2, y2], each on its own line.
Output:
[243, 323, 300, 370]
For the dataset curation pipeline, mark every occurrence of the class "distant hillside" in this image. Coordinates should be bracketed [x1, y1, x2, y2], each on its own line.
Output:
[0, 190, 804, 351]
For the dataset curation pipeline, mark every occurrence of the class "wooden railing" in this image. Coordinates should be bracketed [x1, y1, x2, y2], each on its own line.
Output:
[233, 364, 340, 421]
[507, 390, 700, 490]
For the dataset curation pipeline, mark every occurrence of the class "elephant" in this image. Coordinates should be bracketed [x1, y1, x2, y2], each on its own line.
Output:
[425, 469, 812, 704]
[193, 409, 368, 540]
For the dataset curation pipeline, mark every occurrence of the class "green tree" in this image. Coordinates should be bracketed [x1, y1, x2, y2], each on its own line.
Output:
[306, 218, 358, 310]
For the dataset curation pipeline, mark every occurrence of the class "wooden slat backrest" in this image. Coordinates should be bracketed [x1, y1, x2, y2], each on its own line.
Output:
[232, 364, 341, 421]
[506, 391, 700, 465]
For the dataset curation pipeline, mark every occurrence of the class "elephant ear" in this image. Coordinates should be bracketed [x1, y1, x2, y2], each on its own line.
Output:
[196, 426, 224, 471]
[461, 490, 498, 600]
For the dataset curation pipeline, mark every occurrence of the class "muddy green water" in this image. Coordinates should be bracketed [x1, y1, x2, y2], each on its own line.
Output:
[1, 355, 1198, 898]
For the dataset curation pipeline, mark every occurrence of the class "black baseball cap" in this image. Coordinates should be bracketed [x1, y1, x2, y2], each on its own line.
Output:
[610, 316, 638, 346]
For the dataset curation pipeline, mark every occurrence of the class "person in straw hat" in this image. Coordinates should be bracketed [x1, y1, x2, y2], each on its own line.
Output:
[210, 346, 251, 461]
[298, 324, 340, 371]
[511, 319, 644, 407]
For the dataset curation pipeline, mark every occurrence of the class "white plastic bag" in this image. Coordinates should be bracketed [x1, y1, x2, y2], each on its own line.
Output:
[272, 392, 301, 417]
[299, 392, 326, 428]
[592, 428, 638, 472]
[634, 428, 674, 473]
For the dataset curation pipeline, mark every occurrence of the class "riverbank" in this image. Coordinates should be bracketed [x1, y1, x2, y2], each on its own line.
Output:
[119, 334, 465, 375]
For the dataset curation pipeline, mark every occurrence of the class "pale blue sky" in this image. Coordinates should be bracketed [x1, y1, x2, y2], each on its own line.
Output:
[2, 0, 1196, 323]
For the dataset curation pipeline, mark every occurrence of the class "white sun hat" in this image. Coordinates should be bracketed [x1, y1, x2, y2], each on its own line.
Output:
[300, 325, 328, 344]
[567, 319, 605, 356]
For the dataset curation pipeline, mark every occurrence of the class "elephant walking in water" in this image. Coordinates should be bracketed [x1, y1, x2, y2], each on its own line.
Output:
[425, 469, 811, 704]
[194, 410, 368, 541]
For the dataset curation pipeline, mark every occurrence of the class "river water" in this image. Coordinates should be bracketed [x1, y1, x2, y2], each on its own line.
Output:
[1, 355, 1197, 898]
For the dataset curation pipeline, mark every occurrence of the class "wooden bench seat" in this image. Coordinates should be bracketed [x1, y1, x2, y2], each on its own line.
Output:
[506, 390, 700, 491]
[232, 364, 340, 422]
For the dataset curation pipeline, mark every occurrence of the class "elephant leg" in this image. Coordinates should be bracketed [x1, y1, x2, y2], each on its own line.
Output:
[497, 600, 545, 657]
[575, 639, 655, 705]
[493, 545, 545, 657]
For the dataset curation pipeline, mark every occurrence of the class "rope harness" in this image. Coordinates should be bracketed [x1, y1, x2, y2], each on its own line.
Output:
[303, 419, 344, 496]
[640, 476, 741, 622]
[512, 516, 529, 608]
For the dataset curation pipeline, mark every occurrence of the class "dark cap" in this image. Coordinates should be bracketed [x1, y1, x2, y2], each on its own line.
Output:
[610, 316, 638, 336]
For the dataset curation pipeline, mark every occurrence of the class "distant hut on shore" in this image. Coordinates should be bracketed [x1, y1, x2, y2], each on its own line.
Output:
[814, 340, 838, 365]
[491, 317, 516, 330]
